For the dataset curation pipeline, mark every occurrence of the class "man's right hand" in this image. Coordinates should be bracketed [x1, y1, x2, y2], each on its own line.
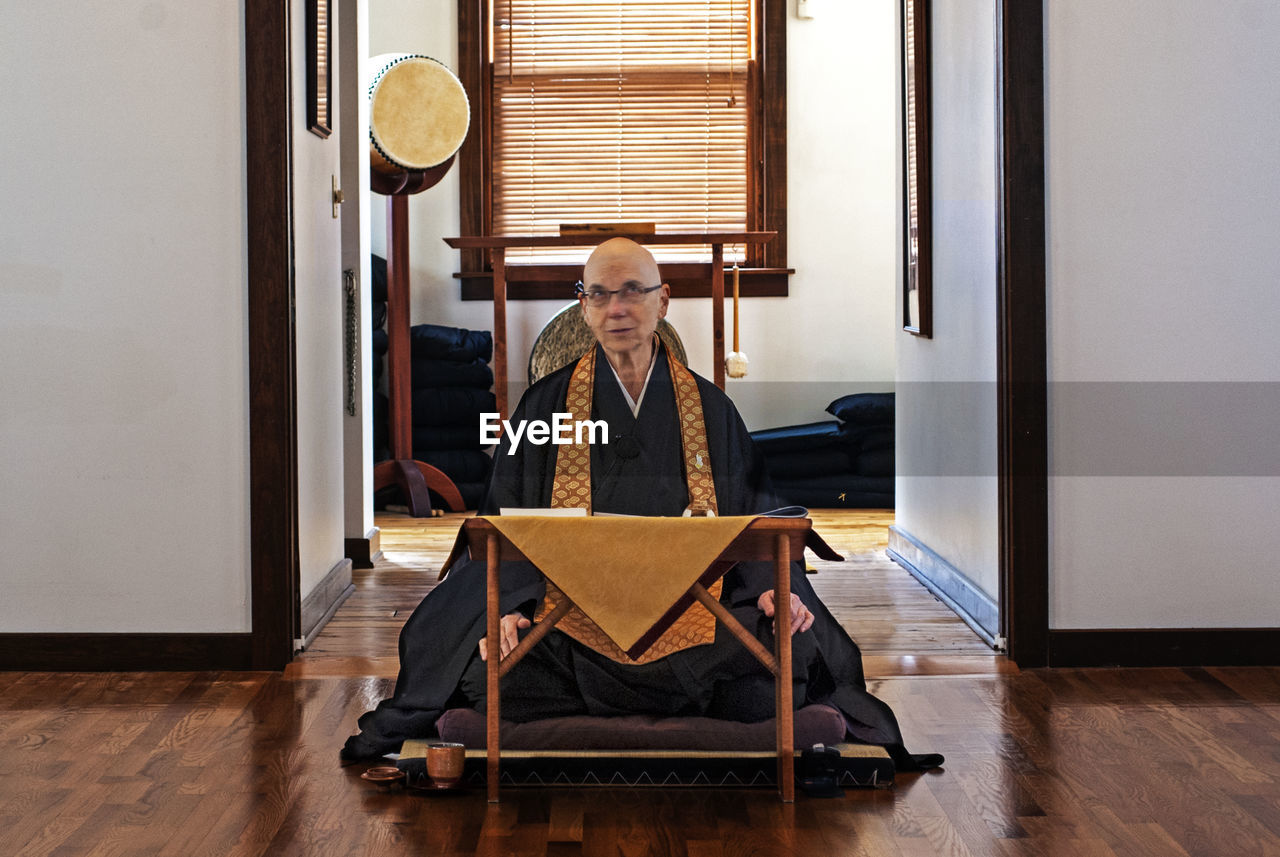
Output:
[479, 613, 532, 661]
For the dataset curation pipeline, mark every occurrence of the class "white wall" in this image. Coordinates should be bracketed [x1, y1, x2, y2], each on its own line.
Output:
[340, 0, 376, 543]
[0, 5, 251, 631]
[292, 0, 350, 600]
[894, 0, 1001, 601]
[1045, 0, 1280, 628]
[367, 0, 900, 431]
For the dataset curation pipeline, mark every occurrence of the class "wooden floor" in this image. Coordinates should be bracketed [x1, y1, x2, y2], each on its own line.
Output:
[293, 510, 1002, 680]
[4, 511, 1279, 856]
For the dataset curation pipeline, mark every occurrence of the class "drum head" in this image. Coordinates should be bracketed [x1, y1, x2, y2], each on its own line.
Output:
[369, 54, 470, 173]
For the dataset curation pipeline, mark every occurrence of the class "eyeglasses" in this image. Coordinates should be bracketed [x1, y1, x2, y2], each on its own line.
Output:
[575, 281, 663, 307]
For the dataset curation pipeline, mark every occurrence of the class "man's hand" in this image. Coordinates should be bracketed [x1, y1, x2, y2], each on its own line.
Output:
[478, 613, 532, 661]
[756, 590, 814, 635]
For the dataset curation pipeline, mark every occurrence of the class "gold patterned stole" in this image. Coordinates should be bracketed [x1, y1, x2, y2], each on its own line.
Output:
[535, 342, 722, 664]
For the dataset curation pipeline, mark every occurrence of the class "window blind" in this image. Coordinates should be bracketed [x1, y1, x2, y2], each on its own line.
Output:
[491, 1, 752, 264]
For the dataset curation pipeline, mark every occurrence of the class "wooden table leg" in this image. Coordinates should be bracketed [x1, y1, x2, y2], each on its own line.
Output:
[486, 532, 501, 802]
[775, 533, 794, 802]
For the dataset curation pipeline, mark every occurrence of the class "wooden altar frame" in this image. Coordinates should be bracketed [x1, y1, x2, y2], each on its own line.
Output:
[461, 515, 816, 803]
[443, 232, 775, 419]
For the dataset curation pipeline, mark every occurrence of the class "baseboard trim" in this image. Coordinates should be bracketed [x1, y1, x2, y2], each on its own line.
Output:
[299, 558, 354, 650]
[1048, 628, 1280, 667]
[0, 633, 255, 671]
[887, 526, 1000, 648]
[345, 527, 382, 569]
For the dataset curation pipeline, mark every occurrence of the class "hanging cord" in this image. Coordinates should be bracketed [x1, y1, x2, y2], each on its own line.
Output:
[728, 0, 737, 107]
[726, 242, 749, 378]
[343, 268, 358, 417]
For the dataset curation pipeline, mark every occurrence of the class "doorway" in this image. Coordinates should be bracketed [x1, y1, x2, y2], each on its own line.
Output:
[243, 0, 1047, 670]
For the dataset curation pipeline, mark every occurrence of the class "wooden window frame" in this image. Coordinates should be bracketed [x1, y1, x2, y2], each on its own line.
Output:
[455, 0, 788, 300]
[901, 0, 932, 337]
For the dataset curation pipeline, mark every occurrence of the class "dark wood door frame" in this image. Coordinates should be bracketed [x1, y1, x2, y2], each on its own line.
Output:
[243, 3, 1051, 670]
[246, 0, 299, 670]
[995, 0, 1048, 667]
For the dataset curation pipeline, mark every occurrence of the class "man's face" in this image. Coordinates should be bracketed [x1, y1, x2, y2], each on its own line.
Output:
[580, 246, 670, 363]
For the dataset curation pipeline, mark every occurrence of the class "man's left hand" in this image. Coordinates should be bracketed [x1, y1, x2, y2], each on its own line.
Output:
[756, 590, 814, 635]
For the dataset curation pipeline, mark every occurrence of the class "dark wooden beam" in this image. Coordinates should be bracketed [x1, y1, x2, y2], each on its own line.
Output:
[245, 0, 299, 670]
[996, 0, 1049, 667]
[1048, 629, 1280, 668]
[758, 0, 787, 270]
[0, 634, 255, 671]
[456, 0, 488, 274]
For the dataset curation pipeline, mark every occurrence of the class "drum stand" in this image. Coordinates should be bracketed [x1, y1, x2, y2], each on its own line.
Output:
[370, 160, 466, 517]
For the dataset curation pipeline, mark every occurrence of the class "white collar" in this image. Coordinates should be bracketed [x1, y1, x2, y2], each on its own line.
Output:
[607, 347, 658, 417]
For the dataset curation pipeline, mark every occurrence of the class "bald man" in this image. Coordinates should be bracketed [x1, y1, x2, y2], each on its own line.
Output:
[343, 239, 935, 770]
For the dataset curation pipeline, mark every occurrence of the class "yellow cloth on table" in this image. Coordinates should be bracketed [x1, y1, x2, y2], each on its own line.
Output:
[486, 515, 754, 660]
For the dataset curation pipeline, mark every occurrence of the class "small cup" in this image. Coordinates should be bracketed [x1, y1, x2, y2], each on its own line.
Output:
[426, 742, 466, 788]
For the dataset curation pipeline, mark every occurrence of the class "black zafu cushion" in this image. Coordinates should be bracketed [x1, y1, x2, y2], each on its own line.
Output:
[771, 476, 894, 510]
[761, 448, 855, 480]
[411, 387, 497, 427]
[435, 704, 847, 751]
[749, 421, 848, 455]
[409, 323, 494, 364]
[412, 357, 494, 390]
[413, 425, 487, 451]
[826, 392, 894, 426]
[855, 427, 895, 453]
[371, 254, 388, 302]
[855, 448, 895, 478]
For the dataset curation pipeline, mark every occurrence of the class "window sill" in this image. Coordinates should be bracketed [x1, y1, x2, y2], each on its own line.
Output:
[455, 265, 792, 301]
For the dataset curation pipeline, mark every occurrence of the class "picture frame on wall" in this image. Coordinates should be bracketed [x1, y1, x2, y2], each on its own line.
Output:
[901, 0, 932, 337]
[306, 0, 332, 138]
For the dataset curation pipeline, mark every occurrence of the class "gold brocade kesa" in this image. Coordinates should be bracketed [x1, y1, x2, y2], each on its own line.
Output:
[537, 343, 720, 664]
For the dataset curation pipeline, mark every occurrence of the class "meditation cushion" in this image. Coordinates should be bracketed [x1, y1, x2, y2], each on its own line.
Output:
[749, 421, 849, 456]
[434, 704, 847, 751]
[750, 393, 897, 509]
[409, 386, 497, 427]
[410, 357, 494, 389]
[826, 392, 895, 425]
[409, 322, 493, 363]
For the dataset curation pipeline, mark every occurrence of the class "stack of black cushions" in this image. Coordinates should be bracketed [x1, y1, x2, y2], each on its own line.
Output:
[405, 323, 495, 510]
[370, 256, 390, 459]
[749, 393, 895, 509]
[369, 256, 496, 510]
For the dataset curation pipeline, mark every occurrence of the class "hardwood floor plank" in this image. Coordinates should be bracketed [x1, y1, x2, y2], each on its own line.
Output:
[6, 513, 1280, 855]
[1, 667, 1279, 855]
[298, 510, 995, 674]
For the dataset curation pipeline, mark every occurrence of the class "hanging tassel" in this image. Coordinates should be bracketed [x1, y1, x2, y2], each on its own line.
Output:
[725, 263, 749, 378]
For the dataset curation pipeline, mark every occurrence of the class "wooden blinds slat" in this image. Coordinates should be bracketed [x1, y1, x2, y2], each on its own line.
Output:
[491, 0, 752, 263]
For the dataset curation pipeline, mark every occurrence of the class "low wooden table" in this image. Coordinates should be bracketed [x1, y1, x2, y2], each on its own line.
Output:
[461, 516, 823, 803]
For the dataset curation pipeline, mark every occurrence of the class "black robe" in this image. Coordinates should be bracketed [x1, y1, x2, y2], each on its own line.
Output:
[343, 345, 940, 770]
